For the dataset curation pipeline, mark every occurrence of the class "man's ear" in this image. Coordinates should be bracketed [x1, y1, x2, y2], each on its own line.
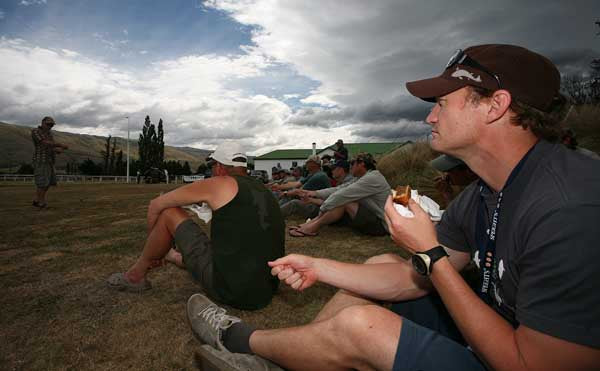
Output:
[487, 89, 512, 124]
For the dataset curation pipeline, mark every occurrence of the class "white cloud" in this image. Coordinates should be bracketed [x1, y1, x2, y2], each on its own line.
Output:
[0, 37, 346, 155]
[0, 10, 5, 20]
[61, 49, 79, 58]
[19, 0, 47, 6]
[139, 50, 148, 55]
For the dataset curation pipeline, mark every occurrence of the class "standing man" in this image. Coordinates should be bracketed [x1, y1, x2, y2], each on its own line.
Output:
[187, 45, 600, 370]
[31, 116, 68, 208]
[333, 139, 348, 162]
[108, 141, 285, 310]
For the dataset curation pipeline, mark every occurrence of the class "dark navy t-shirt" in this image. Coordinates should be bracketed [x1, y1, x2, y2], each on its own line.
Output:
[436, 140, 600, 348]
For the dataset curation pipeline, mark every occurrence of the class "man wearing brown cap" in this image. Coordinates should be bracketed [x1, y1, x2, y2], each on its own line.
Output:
[186, 45, 600, 370]
[108, 141, 285, 311]
[31, 116, 69, 208]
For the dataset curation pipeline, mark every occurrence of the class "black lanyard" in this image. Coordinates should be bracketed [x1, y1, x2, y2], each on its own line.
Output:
[475, 144, 536, 303]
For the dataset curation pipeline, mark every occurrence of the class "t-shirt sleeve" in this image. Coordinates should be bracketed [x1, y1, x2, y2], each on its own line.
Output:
[516, 204, 600, 348]
[435, 187, 476, 253]
[302, 173, 331, 191]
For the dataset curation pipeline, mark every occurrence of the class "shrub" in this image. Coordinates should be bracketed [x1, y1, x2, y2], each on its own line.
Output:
[564, 104, 600, 153]
[377, 141, 444, 204]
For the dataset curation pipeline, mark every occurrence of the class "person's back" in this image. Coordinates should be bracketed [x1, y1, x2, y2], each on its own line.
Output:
[211, 175, 285, 310]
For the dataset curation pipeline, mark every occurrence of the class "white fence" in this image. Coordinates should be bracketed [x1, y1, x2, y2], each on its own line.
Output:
[0, 174, 187, 184]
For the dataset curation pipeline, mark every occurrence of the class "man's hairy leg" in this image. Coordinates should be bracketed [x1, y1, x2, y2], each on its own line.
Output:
[126, 207, 189, 282]
[314, 253, 405, 322]
[250, 304, 402, 371]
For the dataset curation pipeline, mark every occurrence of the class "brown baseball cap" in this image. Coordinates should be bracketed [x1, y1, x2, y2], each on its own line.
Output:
[406, 44, 560, 112]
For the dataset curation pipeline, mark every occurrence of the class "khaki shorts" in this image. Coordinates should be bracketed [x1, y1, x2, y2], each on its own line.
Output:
[34, 163, 57, 188]
[173, 219, 223, 302]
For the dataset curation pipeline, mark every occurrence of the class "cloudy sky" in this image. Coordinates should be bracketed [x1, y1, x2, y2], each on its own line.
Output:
[1, 0, 599, 155]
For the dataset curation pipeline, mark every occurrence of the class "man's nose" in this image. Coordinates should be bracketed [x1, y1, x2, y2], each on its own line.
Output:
[426, 105, 439, 125]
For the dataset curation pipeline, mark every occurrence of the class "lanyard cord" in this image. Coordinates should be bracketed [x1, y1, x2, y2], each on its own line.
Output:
[475, 143, 537, 303]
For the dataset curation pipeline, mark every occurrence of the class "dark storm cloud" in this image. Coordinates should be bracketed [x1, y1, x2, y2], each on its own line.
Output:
[287, 95, 431, 129]
[351, 121, 431, 142]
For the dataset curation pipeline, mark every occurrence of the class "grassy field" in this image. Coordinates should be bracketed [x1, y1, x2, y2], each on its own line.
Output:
[0, 182, 404, 370]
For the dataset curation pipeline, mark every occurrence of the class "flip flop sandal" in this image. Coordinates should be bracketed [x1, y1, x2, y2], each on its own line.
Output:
[107, 272, 152, 292]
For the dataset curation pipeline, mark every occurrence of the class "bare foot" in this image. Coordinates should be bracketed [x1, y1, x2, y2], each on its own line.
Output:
[164, 248, 185, 268]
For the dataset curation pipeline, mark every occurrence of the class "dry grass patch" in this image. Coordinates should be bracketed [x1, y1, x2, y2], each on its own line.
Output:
[0, 183, 405, 370]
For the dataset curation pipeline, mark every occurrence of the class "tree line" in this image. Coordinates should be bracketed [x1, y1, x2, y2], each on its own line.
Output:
[560, 20, 600, 105]
[17, 115, 204, 176]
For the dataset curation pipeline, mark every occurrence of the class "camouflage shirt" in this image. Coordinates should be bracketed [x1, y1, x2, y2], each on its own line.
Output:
[32, 126, 55, 166]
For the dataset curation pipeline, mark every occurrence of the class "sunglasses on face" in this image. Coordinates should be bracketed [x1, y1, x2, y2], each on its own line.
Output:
[446, 49, 501, 88]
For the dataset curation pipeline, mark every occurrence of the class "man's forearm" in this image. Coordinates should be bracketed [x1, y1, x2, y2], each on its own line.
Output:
[430, 258, 525, 371]
[313, 257, 431, 302]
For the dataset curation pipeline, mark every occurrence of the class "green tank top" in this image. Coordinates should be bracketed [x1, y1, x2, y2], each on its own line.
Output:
[211, 175, 285, 310]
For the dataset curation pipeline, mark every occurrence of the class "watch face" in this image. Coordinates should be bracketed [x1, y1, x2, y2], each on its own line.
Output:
[412, 255, 428, 275]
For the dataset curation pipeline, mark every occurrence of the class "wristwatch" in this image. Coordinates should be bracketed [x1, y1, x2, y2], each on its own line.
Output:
[411, 245, 449, 276]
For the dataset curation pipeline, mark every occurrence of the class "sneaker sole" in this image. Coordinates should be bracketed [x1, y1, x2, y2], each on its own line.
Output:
[197, 345, 240, 371]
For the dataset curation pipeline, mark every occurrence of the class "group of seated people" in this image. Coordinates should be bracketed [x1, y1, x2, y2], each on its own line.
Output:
[107, 44, 600, 371]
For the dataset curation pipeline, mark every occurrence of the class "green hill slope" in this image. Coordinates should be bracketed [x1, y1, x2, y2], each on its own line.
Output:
[0, 122, 211, 172]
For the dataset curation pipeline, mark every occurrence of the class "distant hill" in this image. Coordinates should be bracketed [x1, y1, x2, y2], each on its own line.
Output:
[0, 121, 212, 172]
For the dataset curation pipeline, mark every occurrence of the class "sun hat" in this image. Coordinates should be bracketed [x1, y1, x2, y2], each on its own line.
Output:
[207, 141, 247, 167]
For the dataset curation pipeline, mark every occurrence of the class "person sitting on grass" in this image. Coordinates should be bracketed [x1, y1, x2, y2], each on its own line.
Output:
[430, 154, 478, 205]
[271, 155, 331, 194]
[280, 159, 354, 220]
[107, 141, 285, 311]
[185, 44, 600, 371]
[288, 152, 390, 237]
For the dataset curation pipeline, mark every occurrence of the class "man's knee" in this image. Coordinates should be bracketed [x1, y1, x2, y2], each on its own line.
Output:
[159, 207, 191, 232]
[343, 202, 359, 217]
[364, 253, 404, 265]
[330, 305, 400, 354]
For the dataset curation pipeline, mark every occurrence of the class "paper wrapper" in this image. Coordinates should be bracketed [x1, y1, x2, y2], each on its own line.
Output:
[392, 189, 443, 221]
[183, 202, 213, 223]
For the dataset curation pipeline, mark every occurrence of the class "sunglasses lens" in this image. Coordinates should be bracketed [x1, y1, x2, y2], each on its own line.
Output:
[446, 49, 463, 68]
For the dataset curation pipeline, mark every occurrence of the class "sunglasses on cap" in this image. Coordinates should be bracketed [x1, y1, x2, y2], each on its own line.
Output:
[446, 49, 501, 88]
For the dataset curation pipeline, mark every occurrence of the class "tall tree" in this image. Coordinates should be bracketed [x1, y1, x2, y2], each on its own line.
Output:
[138, 116, 156, 171]
[109, 137, 117, 174]
[101, 135, 112, 174]
[182, 161, 191, 175]
[157, 119, 165, 165]
[115, 150, 125, 175]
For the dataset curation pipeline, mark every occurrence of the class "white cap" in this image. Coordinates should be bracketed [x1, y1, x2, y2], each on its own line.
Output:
[208, 141, 247, 167]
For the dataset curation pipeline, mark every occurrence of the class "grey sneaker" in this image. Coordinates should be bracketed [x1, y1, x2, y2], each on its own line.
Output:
[187, 293, 241, 350]
[198, 344, 285, 371]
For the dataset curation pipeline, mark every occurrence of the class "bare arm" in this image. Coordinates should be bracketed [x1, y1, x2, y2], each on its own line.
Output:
[269, 249, 469, 302]
[146, 176, 237, 232]
[384, 198, 600, 371]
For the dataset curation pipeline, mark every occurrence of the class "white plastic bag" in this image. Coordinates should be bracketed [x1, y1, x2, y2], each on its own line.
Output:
[183, 202, 213, 223]
[393, 189, 443, 221]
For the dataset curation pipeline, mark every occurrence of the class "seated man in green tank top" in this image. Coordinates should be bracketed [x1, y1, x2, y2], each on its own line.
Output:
[107, 141, 285, 310]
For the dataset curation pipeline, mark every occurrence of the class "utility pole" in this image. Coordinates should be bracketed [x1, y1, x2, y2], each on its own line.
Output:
[126, 116, 130, 183]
